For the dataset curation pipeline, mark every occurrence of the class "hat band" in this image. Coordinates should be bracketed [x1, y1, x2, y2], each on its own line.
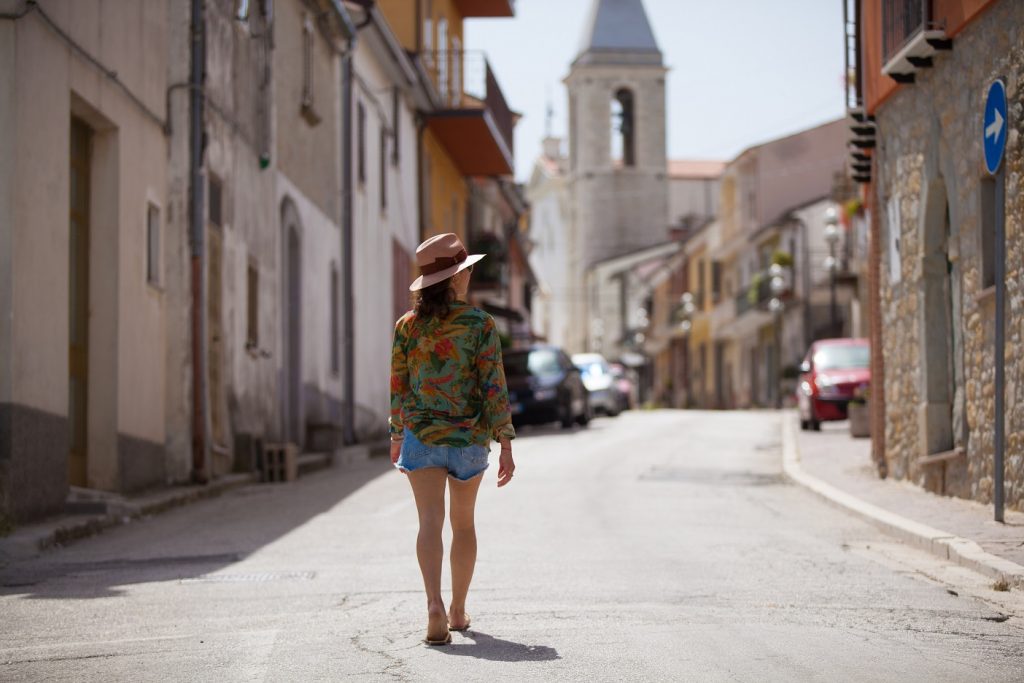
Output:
[420, 248, 467, 275]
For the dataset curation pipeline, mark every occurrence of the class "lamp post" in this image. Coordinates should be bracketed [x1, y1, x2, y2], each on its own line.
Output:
[824, 206, 841, 337]
[768, 264, 787, 409]
[679, 292, 696, 407]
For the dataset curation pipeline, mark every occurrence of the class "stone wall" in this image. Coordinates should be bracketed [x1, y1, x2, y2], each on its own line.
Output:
[875, 0, 1023, 509]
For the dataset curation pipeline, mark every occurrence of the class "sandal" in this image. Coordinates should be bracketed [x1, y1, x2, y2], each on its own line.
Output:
[424, 631, 452, 646]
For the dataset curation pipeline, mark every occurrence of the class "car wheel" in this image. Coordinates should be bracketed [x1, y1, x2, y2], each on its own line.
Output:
[560, 397, 575, 429]
[799, 419, 808, 431]
[576, 398, 592, 427]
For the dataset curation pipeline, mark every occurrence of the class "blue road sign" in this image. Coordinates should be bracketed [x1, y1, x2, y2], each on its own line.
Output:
[983, 79, 1007, 175]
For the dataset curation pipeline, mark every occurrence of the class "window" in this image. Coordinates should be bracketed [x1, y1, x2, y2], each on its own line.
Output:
[611, 89, 635, 167]
[422, 151, 432, 228]
[209, 174, 223, 226]
[696, 259, 705, 308]
[330, 264, 339, 374]
[246, 260, 258, 349]
[393, 239, 411, 322]
[423, 0, 434, 64]
[380, 127, 388, 211]
[711, 261, 722, 304]
[437, 18, 449, 102]
[357, 102, 366, 184]
[451, 36, 462, 106]
[391, 88, 400, 166]
[146, 203, 160, 286]
[980, 176, 1001, 290]
[301, 13, 314, 108]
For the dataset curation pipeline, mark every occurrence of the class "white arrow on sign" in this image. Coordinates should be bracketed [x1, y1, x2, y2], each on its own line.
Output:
[986, 108, 1004, 140]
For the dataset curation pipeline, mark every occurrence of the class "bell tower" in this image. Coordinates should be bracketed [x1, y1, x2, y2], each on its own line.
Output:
[566, 0, 669, 270]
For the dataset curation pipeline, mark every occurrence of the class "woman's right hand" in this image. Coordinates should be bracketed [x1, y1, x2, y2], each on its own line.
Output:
[497, 442, 515, 487]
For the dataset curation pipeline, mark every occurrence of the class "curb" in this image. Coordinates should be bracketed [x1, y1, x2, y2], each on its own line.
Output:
[0, 473, 258, 564]
[780, 412, 1024, 590]
[0, 444, 381, 565]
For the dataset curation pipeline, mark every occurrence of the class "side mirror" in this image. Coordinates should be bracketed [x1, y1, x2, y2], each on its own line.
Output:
[799, 360, 811, 374]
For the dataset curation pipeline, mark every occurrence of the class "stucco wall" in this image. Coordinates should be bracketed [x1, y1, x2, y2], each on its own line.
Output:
[875, 0, 1023, 509]
[350, 36, 420, 441]
[1, 0, 170, 519]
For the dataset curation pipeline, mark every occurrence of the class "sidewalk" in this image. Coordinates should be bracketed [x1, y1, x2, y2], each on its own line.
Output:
[781, 412, 1024, 589]
[0, 444, 378, 565]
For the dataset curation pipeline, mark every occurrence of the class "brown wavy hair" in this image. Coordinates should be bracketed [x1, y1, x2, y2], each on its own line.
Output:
[414, 278, 456, 320]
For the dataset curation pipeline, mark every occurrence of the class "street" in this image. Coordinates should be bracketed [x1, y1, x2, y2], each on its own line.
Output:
[2, 411, 1022, 681]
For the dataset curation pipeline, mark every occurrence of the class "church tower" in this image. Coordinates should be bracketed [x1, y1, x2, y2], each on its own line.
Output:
[566, 0, 669, 270]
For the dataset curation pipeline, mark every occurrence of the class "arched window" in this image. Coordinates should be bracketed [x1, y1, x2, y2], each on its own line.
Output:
[610, 88, 635, 167]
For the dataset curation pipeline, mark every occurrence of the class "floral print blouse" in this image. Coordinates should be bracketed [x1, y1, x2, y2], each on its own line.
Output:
[390, 302, 516, 447]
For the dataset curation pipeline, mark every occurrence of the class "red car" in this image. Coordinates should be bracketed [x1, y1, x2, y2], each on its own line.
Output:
[797, 338, 870, 431]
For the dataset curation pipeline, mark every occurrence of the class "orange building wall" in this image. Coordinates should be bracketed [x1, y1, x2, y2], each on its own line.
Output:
[423, 131, 468, 240]
[862, 0, 998, 114]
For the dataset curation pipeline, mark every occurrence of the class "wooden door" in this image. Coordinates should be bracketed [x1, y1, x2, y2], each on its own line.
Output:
[68, 118, 91, 487]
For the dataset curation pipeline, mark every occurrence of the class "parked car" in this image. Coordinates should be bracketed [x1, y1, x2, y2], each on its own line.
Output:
[502, 346, 590, 429]
[608, 362, 635, 411]
[797, 338, 870, 431]
[571, 353, 621, 416]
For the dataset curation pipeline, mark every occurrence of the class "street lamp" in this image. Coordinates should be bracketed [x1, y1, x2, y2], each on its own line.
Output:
[678, 292, 697, 407]
[768, 264, 787, 409]
[824, 206, 841, 337]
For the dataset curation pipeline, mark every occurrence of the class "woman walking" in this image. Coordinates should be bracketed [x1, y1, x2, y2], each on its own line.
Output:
[389, 233, 516, 646]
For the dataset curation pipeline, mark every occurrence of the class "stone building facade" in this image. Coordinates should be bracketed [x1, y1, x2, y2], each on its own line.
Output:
[863, 0, 1023, 508]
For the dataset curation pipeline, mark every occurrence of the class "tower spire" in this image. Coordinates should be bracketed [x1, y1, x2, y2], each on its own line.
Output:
[575, 0, 662, 66]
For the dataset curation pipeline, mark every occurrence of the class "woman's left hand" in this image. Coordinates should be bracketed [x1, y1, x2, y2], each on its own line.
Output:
[390, 439, 402, 465]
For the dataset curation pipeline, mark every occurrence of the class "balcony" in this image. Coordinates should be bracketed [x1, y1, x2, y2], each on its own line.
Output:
[425, 51, 515, 176]
[454, 0, 515, 18]
[735, 275, 773, 317]
[881, 0, 951, 83]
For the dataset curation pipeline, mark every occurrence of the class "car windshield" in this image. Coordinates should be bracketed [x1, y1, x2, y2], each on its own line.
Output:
[503, 349, 562, 378]
[814, 344, 869, 370]
[574, 358, 608, 378]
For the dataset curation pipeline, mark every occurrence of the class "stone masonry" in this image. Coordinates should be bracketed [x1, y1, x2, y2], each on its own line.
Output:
[875, 0, 1023, 509]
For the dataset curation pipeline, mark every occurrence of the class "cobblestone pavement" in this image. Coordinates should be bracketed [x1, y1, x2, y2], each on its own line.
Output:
[1, 411, 1023, 681]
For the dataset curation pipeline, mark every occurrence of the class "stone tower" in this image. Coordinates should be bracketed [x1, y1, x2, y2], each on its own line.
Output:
[566, 0, 669, 270]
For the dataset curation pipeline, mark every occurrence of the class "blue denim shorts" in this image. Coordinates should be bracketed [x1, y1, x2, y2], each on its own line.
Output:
[395, 428, 490, 481]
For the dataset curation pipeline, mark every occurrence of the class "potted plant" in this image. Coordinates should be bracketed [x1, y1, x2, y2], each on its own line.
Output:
[848, 383, 870, 438]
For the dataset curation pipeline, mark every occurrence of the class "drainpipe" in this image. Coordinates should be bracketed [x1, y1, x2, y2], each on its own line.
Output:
[340, 21, 357, 446]
[189, 0, 208, 482]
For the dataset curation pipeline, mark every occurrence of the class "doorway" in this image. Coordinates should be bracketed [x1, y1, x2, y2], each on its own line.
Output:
[68, 118, 91, 487]
[920, 180, 958, 454]
[281, 199, 303, 446]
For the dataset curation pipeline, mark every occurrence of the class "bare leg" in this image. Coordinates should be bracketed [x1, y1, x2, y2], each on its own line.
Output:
[407, 467, 449, 641]
[447, 472, 483, 629]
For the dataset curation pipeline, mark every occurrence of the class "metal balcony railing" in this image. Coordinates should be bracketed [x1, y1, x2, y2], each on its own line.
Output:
[427, 50, 514, 157]
[735, 274, 773, 316]
[882, 0, 932, 62]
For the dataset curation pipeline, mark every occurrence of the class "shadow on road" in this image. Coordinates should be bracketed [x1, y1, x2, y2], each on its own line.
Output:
[0, 458, 395, 600]
[437, 630, 561, 662]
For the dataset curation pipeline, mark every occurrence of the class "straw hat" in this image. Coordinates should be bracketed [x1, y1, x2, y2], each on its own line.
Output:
[409, 233, 486, 292]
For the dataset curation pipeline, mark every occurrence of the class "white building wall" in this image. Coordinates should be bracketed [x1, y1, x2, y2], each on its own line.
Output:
[526, 158, 572, 349]
[350, 36, 420, 440]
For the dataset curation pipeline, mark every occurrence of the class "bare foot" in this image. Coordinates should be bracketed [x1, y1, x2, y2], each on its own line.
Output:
[448, 608, 471, 631]
[426, 604, 449, 642]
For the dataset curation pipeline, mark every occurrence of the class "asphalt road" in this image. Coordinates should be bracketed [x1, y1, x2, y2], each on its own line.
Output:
[2, 410, 1022, 681]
